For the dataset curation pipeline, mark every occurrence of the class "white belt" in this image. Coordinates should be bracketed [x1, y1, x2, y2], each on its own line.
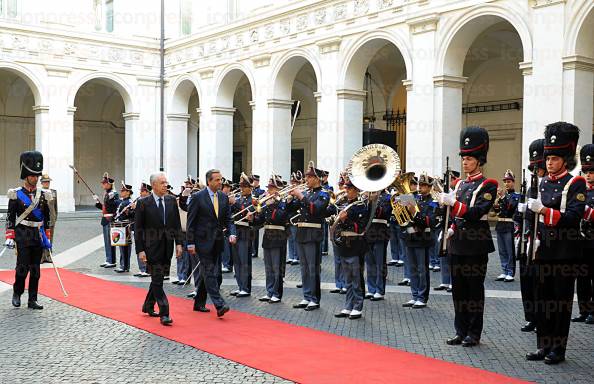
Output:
[406, 227, 431, 234]
[498, 218, 514, 223]
[372, 219, 388, 225]
[480, 215, 488, 221]
[264, 225, 285, 231]
[341, 231, 363, 237]
[20, 220, 43, 228]
[103, 214, 114, 218]
[234, 221, 249, 227]
[297, 222, 322, 229]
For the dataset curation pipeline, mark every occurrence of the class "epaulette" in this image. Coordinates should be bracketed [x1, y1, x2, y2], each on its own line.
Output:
[41, 188, 54, 201]
[7, 188, 20, 200]
[319, 191, 330, 198]
[569, 175, 586, 186]
[483, 178, 499, 187]
[108, 191, 116, 199]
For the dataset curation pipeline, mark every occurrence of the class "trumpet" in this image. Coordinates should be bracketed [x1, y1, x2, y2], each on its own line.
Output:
[329, 190, 347, 205]
[276, 182, 307, 198]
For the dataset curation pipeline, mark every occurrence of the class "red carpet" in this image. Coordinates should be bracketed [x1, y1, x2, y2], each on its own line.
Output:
[0, 269, 527, 384]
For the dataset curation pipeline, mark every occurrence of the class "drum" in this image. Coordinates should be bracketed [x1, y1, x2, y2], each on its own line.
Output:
[110, 221, 131, 247]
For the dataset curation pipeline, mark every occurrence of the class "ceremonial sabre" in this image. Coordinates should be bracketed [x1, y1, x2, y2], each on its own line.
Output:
[69, 165, 98, 200]
[48, 249, 68, 297]
[0, 247, 7, 258]
[183, 259, 201, 287]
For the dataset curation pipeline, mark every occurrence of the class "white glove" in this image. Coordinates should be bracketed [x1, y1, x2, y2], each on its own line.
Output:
[527, 198, 544, 214]
[438, 191, 456, 207]
[4, 239, 15, 249]
[517, 202, 526, 213]
[446, 227, 454, 239]
[92, 194, 100, 202]
[182, 188, 192, 197]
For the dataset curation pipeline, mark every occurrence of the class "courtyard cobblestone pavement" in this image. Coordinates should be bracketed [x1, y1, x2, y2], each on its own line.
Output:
[1, 214, 593, 383]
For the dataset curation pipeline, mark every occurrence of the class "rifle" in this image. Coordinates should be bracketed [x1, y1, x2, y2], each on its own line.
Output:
[517, 169, 527, 262]
[439, 157, 451, 257]
[529, 170, 539, 261]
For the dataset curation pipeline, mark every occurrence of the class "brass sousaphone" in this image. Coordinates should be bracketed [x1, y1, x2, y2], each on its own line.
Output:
[346, 144, 401, 192]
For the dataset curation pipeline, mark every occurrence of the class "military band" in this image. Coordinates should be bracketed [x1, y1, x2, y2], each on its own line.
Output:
[5, 119, 594, 365]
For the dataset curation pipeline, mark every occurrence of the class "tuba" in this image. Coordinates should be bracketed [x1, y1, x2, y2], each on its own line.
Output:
[347, 144, 401, 192]
[390, 172, 420, 226]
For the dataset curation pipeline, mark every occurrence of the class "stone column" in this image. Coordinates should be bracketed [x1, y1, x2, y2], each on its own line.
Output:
[165, 113, 190, 188]
[562, 56, 594, 146]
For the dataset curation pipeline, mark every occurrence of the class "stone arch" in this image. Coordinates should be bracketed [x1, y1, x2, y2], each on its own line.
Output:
[0, 62, 44, 106]
[68, 72, 134, 112]
[340, 29, 413, 90]
[269, 48, 322, 100]
[214, 63, 256, 108]
[565, 2, 594, 58]
[436, 3, 532, 76]
[168, 74, 202, 113]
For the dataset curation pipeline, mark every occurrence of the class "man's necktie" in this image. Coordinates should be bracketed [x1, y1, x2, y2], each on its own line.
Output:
[213, 192, 219, 218]
[158, 197, 165, 225]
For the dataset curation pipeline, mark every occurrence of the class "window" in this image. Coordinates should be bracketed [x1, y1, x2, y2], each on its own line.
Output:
[93, 0, 114, 33]
[0, 0, 18, 18]
[105, 0, 114, 32]
[180, 0, 192, 35]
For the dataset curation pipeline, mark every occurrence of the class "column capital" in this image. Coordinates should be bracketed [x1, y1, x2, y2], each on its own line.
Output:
[32, 105, 50, 114]
[313, 91, 322, 102]
[166, 113, 191, 121]
[407, 14, 440, 35]
[336, 89, 367, 101]
[267, 99, 294, 109]
[433, 75, 467, 88]
[252, 54, 272, 68]
[199, 67, 215, 80]
[211, 106, 236, 116]
[519, 61, 533, 76]
[317, 37, 342, 54]
[563, 55, 594, 72]
[196, 108, 202, 116]
[402, 79, 413, 91]
[249, 100, 257, 111]
[67, 106, 77, 115]
[122, 112, 140, 121]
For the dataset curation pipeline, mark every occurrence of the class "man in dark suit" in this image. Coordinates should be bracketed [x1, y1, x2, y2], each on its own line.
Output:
[187, 169, 237, 317]
[134, 172, 183, 326]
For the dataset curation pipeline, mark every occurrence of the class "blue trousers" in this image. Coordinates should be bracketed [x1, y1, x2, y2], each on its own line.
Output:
[298, 241, 322, 304]
[221, 237, 232, 269]
[333, 244, 345, 289]
[287, 225, 298, 261]
[264, 246, 286, 299]
[176, 240, 189, 281]
[118, 245, 131, 271]
[102, 223, 115, 264]
[497, 230, 515, 276]
[340, 254, 364, 311]
[232, 237, 252, 293]
[407, 246, 430, 302]
[389, 222, 404, 261]
[429, 231, 440, 268]
[365, 241, 388, 295]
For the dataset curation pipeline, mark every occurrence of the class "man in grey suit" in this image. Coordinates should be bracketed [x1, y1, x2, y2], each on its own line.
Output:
[187, 169, 237, 317]
[135, 172, 183, 326]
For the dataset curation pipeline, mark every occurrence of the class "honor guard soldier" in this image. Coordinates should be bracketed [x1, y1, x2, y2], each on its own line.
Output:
[230, 173, 256, 297]
[254, 175, 294, 303]
[290, 162, 336, 311]
[330, 172, 348, 294]
[364, 184, 392, 301]
[5, 151, 53, 309]
[333, 178, 369, 320]
[493, 170, 520, 282]
[94, 172, 120, 268]
[439, 126, 497, 348]
[250, 174, 264, 259]
[220, 177, 234, 273]
[521, 122, 586, 364]
[573, 144, 594, 325]
[402, 173, 438, 309]
[40, 174, 58, 264]
[320, 170, 333, 256]
[518, 139, 546, 333]
[114, 181, 135, 273]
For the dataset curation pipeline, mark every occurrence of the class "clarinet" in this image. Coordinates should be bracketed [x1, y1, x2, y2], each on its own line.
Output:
[439, 157, 451, 257]
[529, 170, 539, 261]
[518, 169, 527, 263]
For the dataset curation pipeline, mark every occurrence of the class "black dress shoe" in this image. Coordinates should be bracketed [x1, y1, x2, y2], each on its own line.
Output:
[526, 349, 547, 361]
[434, 285, 447, 291]
[521, 321, 537, 332]
[544, 351, 565, 365]
[330, 289, 341, 293]
[462, 336, 479, 347]
[11, 294, 21, 308]
[217, 305, 230, 318]
[193, 306, 210, 313]
[187, 292, 197, 298]
[291, 260, 300, 266]
[334, 312, 349, 318]
[304, 304, 320, 311]
[293, 302, 308, 309]
[586, 314, 594, 324]
[142, 305, 159, 317]
[160, 316, 173, 325]
[114, 268, 126, 273]
[446, 335, 464, 345]
[27, 301, 44, 310]
[236, 292, 251, 298]
[571, 314, 588, 322]
[296, 283, 303, 288]
[446, 287, 453, 293]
